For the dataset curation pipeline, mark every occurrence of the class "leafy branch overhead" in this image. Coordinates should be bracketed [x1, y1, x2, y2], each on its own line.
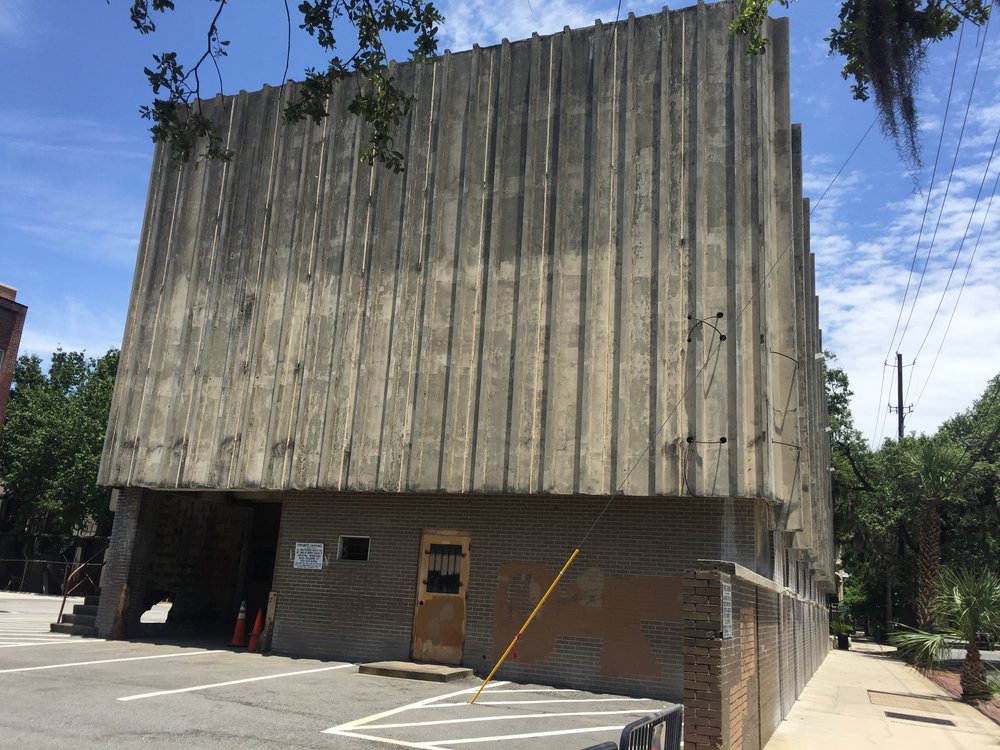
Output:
[732, 0, 991, 167]
[130, 0, 442, 171]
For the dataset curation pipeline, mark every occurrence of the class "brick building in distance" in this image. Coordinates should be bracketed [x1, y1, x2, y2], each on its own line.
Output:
[0, 283, 28, 433]
[94, 3, 834, 746]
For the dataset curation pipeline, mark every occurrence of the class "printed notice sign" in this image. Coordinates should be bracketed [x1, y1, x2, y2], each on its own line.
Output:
[721, 581, 733, 638]
[294, 542, 324, 570]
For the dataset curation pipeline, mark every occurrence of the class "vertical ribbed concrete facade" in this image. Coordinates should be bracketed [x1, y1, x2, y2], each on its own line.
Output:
[99, 3, 832, 582]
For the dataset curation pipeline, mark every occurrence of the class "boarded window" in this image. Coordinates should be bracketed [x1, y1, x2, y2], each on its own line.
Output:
[338, 536, 370, 561]
[426, 543, 463, 593]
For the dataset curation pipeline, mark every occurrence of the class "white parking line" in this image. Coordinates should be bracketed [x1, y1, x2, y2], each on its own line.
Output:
[366, 708, 655, 729]
[325, 682, 657, 749]
[118, 662, 355, 701]
[0, 649, 222, 674]
[0, 639, 109, 648]
[327, 682, 510, 733]
[432, 725, 625, 745]
[330, 729, 447, 749]
[429, 697, 650, 707]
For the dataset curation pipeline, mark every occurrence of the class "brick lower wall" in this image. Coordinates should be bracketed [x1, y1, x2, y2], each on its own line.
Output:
[683, 562, 830, 750]
[96, 489, 251, 637]
[270, 492, 761, 699]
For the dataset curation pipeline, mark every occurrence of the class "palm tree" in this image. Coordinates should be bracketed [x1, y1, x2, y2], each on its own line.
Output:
[891, 567, 1000, 699]
[900, 439, 967, 628]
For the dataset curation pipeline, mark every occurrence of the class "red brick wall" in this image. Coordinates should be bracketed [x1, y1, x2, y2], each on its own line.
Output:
[0, 289, 28, 433]
[683, 563, 830, 750]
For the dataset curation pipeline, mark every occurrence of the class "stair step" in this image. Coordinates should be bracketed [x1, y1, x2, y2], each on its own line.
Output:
[84, 595, 101, 607]
[73, 604, 98, 617]
[50, 623, 97, 637]
[60, 613, 96, 627]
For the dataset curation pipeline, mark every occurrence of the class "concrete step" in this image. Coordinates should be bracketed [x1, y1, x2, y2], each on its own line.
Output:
[60, 613, 96, 627]
[359, 661, 474, 683]
[50, 622, 97, 637]
[72, 604, 98, 617]
[84, 595, 101, 607]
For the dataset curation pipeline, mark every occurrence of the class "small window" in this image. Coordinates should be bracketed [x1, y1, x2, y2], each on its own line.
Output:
[426, 543, 463, 594]
[338, 536, 370, 561]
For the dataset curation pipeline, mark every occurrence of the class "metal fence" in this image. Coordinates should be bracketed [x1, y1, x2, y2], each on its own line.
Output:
[582, 705, 683, 750]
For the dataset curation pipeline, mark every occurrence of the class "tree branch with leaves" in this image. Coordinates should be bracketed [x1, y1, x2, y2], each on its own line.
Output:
[130, 0, 442, 171]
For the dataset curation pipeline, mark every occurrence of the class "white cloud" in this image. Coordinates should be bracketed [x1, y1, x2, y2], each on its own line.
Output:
[438, 0, 663, 51]
[18, 295, 127, 360]
[0, 0, 27, 42]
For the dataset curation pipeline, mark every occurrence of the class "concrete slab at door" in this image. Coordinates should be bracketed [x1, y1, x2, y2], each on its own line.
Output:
[411, 530, 471, 664]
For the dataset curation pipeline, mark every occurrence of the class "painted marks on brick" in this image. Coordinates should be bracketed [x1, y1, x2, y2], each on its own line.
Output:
[493, 564, 683, 678]
[325, 681, 667, 749]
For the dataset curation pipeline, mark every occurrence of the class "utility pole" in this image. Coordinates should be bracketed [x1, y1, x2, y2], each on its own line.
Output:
[890, 352, 913, 439]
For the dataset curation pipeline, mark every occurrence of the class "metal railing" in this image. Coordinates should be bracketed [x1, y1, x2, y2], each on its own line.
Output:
[56, 547, 109, 622]
[582, 705, 683, 750]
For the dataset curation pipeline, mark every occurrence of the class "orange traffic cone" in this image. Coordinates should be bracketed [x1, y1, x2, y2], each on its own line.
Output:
[247, 609, 264, 653]
[230, 600, 248, 647]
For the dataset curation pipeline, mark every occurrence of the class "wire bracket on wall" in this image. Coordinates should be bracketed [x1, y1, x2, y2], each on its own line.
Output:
[687, 312, 726, 342]
[686, 436, 728, 445]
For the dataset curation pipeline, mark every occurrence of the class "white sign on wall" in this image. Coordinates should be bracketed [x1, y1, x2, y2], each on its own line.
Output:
[721, 581, 733, 639]
[293, 542, 325, 570]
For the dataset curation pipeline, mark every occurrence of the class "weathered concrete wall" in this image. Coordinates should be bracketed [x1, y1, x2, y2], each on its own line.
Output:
[100, 3, 832, 582]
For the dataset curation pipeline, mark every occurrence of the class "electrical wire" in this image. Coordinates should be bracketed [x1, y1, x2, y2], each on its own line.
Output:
[900, 19, 993, 382]
[911, 128, 1000, 412]
[870, 24, 966, 446]
[578, 118, 875, 547]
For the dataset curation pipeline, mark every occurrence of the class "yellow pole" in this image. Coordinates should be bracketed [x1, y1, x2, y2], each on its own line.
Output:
[469, 548, 580, 704]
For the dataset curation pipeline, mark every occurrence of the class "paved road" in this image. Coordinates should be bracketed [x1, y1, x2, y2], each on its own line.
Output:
[0, 593, 668, 749]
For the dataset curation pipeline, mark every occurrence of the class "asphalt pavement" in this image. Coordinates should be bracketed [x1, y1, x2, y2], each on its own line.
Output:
[1, 592, 669, 749]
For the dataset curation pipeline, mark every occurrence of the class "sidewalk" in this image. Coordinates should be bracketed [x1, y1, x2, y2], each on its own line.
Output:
[764, 642, 1000, 749]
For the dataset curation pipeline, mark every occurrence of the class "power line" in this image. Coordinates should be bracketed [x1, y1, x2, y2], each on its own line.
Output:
[871, 25, 966, 446]
[912, 129, 1000, 412]
[579, 119, 875, 547]
[903, 14, 990, 377]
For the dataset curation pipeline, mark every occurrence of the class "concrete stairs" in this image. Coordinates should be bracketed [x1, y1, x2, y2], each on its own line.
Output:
[50, 594, 100, 636]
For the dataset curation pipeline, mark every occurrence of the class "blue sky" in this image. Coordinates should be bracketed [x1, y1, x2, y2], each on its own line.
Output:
[1, 0, 997, 444]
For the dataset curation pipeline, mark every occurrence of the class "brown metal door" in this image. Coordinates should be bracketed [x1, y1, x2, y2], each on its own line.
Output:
[411, 530, 471, 664]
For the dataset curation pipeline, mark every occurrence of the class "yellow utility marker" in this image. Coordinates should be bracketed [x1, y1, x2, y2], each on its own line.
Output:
[470, 548, 580, 704]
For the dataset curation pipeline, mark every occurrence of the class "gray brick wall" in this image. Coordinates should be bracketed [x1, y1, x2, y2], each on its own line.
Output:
[270, 492, 761, 699]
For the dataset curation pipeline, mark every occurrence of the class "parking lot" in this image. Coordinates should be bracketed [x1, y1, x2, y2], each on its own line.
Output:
[1, 593, 669, 749]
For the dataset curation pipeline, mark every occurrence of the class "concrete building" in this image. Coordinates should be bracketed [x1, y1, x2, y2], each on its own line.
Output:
[0, 283, 28, 433]
[96, 3, 833, 743]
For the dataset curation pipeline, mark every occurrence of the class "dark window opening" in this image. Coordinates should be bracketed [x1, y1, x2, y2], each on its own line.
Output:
[426, 543, 463, 594]
[338, 536, 370, 561]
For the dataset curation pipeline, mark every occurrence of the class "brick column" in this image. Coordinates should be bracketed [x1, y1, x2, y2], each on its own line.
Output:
[95, 488, 154, 637]
[683, 569, 728, 749]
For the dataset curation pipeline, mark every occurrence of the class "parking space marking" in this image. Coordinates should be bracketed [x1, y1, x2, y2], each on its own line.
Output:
[330, 729, 446, 749]
[432, 725, 626, 745]
[327, 683, 510, 734]
[0, 638, 108, 648]
[0, 649, 222, 674]
[326, 681, 664, 749]
[365, 708, 654, 729]
[429, 697, 650, 707]
[118, 662, 355, 701]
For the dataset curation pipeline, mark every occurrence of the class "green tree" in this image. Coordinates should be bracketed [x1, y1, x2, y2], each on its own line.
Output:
[899, 437, 968, 627]
[892, 567, 1000, 698]
[937, 374, 1000, 572]
[129, 0, 442, 172]
[0, 349, 120, 538]
[733, 0, 991, 167]
[136, 1, 990, 171]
